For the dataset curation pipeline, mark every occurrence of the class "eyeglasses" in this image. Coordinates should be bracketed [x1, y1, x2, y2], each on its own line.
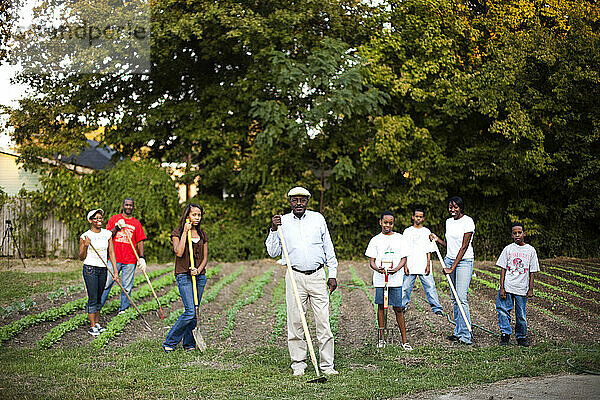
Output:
[290, 197, 309, 205]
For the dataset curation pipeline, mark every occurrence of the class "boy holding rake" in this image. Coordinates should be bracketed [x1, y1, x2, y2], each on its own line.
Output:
[365, 211, 412, 350]
[496, 222, 539, 347]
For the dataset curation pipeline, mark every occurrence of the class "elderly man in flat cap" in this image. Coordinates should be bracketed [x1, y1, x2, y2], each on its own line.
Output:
[265, 186, 339, 377]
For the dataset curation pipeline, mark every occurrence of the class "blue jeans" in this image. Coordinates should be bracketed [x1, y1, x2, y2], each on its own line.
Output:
[100, 262, 136, 312]
[163, 273, 207, 349]
[445, 257, 474, 344]
[496, 291, 528, 339]
[83, 265, 107, 313]
[402, 274, 443, 313]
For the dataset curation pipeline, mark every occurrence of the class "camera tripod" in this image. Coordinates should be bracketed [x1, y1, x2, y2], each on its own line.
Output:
[1, 220, 26, 268]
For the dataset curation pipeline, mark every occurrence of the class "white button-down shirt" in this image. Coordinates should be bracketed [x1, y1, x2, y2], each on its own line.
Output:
[265, 210, 338, 279]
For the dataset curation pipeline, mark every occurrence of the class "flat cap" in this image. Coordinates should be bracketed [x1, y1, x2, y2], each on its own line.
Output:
[287, 186, 311, 198]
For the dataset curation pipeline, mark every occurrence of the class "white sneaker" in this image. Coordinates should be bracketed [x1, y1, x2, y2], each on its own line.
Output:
[292, 368, 305, 377]
[88, 326, 100, 336]
[402, 342, 413, 351]
[95, 323, 106, 333]
[118, 310, 127, 315]
[322, 368, 339, 376]
[377, 339, 386, 349]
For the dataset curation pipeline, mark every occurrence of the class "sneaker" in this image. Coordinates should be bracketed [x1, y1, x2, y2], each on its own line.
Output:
[517, 338, 530, 347]
[292, 368, 305, 377]
[322, 368, 339, 376]
[163, 346, 175, 353]
[88, 326, 100, 336]
[95, 323, 106, 333]
[118, 310, 127, 315]
[402, 342, 413, 351]
[434, 311, 443, 316]
[500, 333, 510, 346]
[446, 334, 460, 342]
[377, 339, 386, 349]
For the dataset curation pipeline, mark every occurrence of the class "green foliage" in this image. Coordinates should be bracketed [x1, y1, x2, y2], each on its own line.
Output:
[6, 0, 599, 259]
[22, 160, 179, 261]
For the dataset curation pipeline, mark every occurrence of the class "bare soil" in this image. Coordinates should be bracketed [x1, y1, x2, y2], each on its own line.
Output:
[2, 257, 599, 351]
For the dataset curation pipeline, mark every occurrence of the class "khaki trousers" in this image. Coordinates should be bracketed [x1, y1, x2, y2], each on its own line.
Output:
[285, 268, 334, 372]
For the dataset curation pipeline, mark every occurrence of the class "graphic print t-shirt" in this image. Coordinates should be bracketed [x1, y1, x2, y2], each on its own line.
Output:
[496, 243, 540, 296]
[365, 232, 407, 287]
[106, 214, 147, 264]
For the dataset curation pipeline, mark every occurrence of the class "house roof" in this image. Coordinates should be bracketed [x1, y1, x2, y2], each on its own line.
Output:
[58, 140, 120, 170]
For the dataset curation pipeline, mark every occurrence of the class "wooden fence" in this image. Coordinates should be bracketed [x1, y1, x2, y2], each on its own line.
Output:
[0, 198, 77, 259]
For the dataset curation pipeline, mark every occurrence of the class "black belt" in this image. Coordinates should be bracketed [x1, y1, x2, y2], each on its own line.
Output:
[291, 265, 324, 275]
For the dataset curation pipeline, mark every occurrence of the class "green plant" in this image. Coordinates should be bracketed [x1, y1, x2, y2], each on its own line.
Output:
[222, 267, 274, 339]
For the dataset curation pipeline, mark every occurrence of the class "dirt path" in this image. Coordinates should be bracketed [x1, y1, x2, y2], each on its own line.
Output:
[400, 374, 600, 400]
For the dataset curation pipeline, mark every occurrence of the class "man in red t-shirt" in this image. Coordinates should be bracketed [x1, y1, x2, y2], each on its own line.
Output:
[99, 198, 147, 313]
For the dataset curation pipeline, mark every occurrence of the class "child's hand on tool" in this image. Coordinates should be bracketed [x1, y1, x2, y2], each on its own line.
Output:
[137, 257, 147, 272]
[184, 219, 193, 232]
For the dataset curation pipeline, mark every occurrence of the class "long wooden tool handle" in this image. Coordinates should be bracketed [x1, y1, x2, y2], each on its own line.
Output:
[88, 241, 152, 331]
[187, 227, 199, 307]
[277, 226, 321, 378]
[431, 240, 472, 333]
[125, 233, 164, 319]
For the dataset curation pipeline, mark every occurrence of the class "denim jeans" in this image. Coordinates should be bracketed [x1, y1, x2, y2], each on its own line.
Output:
[83, 265, 107, 313]
[163, 273, 207, 349]
[445, 257, 474, 344]
[496, 291, 528, 338]
[402, 274, 443, 313]
[100, 262, 136, 312]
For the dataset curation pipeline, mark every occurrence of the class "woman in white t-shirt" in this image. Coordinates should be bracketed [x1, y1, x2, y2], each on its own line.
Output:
[79, 209, 118, 336]
[430, 196, 475, 345]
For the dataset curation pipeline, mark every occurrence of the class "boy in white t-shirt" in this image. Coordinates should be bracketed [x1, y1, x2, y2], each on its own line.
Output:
[496, 222, 539, 347]
[365, 211, 411, 351]
[402, 208, 443, 315]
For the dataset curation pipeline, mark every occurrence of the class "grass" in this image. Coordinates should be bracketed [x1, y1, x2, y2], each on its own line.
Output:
[0, 340, 597, 399]
[0, 270, 81, 303]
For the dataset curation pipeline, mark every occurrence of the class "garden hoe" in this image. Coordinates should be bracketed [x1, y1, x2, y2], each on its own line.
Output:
[87, 241, 152, 332]
[277, 226, 327, 384]
[125, 232, 165, 319]
[431, 240, 474, 342]
[187, 224, 207, 352]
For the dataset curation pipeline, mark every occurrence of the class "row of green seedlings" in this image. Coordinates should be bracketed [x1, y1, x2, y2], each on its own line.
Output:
[221, 267, 275, 339]
[90, 266, 224, 348]
[1, 283, 85, 319]
[323, 266, 342, 336]
[540, 263, 600, 284]
[469, 270, 589, 331]
[47, 283, 85, 301]
[537, 269, 600, 294]
[39, 269, 184, 349]
[163, 265, 245, 326]
[543, 260, 600, 274]
[470, 276, 583, 331]
[474, 268, 599, 315]
[269, 278, 287, 342]
[348, 266, 377, 327]
[0, 298, 36, 319]
[0, 266, 172, 345]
